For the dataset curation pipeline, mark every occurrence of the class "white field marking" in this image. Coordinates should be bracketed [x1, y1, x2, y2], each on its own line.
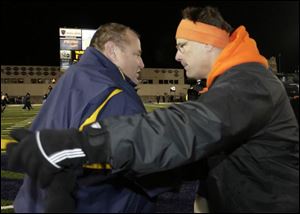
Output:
[1, 205, 14, 210]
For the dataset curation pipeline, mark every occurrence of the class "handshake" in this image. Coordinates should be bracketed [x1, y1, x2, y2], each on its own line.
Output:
[7, 122, 111, 188]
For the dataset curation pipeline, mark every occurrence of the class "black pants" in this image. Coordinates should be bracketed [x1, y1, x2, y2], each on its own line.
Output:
[23, 103, 32, 110]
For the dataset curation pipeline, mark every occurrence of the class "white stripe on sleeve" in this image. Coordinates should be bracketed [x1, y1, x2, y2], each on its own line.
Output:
[36, 131, 61, 169]
[49, 149, 86, 164]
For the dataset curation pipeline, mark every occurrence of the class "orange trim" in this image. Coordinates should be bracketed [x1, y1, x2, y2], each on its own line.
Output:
[206, 26, 269, 88]
[176, 19, 229, 48]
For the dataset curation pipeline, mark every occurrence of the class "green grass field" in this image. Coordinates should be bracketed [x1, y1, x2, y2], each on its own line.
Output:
[1, 105, 41, 141]
[1, 102, 170, 212]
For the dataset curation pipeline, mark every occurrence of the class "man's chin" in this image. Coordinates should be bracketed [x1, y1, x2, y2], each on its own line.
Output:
[133, 78, 139, 85]
[185, 70, 193, 78]
[186, 72, 199, 80]
[136, 77, 141, 84]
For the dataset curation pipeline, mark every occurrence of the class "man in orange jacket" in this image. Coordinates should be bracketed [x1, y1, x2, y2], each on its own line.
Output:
[8, 6, 299, 212]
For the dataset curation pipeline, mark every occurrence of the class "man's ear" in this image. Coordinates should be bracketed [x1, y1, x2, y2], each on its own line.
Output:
[103, 41, 117, 61]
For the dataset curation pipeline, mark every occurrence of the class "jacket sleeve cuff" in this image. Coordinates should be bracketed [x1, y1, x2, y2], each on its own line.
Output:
[80, 122, 112, 164]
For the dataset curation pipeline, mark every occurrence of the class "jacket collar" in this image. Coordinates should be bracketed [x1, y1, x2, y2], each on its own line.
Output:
[79, 47, 143, 106]
[206, 26, 268, 89]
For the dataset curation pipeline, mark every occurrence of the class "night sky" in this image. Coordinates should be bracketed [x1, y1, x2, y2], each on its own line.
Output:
[1, 1, 299, 73]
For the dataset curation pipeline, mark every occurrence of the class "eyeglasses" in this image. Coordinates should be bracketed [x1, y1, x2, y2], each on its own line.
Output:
[176, 42, 188, 53]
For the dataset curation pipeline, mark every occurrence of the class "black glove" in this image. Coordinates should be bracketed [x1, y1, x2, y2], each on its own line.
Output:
[7, 128, 88, 187]
[45, 171, 77, 213]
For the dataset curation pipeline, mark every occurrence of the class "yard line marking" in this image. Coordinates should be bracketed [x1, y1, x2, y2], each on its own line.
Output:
[1, 205, 14, 210]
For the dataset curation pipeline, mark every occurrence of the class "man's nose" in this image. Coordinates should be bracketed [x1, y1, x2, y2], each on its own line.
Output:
[175, 50, 182, 62]
[139, 58, 145, 69]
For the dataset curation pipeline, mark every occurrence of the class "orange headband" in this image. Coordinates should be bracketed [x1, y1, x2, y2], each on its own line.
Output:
[176, 19, 229, 48]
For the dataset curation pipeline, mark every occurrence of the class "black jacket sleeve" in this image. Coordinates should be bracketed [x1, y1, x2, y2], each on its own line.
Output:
[86, 67, 277, 177]
[105, 101, 223, 175]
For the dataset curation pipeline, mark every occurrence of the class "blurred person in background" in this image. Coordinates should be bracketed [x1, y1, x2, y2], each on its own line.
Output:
[1, 92, 9, 113]
[22, 92, 33, 110]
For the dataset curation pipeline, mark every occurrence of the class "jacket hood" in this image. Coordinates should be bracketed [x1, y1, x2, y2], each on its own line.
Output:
[206, 26, 268, 89]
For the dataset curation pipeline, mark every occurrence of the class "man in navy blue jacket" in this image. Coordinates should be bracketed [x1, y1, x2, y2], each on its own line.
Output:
[12, 22, 172, 213]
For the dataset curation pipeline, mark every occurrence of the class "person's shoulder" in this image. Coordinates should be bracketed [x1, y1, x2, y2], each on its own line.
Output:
[109, 90, 143, 108]
[97, 90, 145, 118]
[108, 90, 132, 104]
[218, 63, 269, 83]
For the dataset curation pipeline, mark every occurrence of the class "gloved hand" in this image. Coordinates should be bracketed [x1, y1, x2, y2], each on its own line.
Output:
[45, 171, 77, 213]
[7, 128, 88, 188]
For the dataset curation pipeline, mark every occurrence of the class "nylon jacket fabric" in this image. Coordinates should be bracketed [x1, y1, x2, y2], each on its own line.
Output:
[13, 47, 158, 213]
[84, 27, 298, 212]
[98, 62, 298, 212]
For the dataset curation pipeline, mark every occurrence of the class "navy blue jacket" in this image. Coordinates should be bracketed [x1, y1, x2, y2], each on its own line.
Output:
[13, 47, 160, 212]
